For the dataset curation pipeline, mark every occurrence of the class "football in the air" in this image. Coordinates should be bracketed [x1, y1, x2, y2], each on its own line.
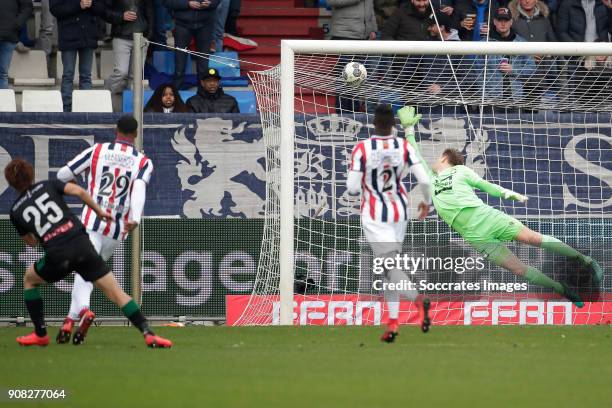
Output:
[342, 62, 367, 87]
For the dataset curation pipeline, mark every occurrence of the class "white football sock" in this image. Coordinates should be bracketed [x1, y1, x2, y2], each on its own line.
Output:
[68, 274, 94, 320]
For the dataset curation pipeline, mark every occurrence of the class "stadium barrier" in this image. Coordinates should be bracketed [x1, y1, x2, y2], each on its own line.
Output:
[0, 112, 609, 322]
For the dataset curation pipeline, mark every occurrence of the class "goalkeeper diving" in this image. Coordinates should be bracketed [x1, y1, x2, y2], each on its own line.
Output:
[397, 106, 603, 307]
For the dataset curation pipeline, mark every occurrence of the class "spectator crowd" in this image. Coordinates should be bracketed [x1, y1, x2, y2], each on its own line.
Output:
[330, 0, 612, 110]
[0, 0, 610, 113]
[0, 0, 242, 112]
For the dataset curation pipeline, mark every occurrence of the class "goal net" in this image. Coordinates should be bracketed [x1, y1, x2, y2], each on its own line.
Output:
[233, 41, 612, 326]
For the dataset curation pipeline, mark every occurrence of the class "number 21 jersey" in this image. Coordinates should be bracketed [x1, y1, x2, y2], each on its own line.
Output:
[350, 135, 420, 222]
[66, 142, 153, 240]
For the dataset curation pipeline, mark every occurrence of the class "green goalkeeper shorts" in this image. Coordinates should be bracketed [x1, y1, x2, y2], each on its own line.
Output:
[451, 206, 524, 259]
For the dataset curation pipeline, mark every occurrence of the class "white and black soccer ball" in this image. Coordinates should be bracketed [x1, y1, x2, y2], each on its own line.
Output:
[342, 62, 367, 87]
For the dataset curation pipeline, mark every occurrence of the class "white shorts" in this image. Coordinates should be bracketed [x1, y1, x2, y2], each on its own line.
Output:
[362, 217, 407, 257]
[86, 230, 121, 261]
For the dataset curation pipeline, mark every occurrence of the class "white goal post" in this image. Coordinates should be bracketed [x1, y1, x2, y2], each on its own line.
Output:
[266, 40, 612, 326]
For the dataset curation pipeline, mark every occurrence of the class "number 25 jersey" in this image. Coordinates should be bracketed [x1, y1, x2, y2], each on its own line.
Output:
[10, 180, 84, 249]
[66, 142, 153, 241]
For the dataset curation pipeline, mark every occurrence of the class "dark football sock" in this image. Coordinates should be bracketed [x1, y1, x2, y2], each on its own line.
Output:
[121, 300, 152, 335]
[24, 288, 47, 337]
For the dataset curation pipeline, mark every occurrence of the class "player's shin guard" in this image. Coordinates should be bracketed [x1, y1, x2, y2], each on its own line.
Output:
[24, 288, 47, 337]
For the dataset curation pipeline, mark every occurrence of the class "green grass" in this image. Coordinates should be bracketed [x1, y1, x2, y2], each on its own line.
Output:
[0, 325, 610, 408]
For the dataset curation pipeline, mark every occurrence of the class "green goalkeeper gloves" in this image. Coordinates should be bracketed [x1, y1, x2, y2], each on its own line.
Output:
[397, 106, 422, 129]
[503, 190, 529, 203]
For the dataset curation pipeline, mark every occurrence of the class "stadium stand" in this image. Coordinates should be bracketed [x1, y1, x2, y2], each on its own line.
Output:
[21, 90, 63, 112]
[0, 89, 17, 112]
[8, 50, 55, 86]
[122, 89, 257, 113]
[152, 51, 193, 75]
[71, 90, 113, 113]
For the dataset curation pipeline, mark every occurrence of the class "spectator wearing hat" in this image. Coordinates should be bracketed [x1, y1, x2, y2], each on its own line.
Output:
[477, 7, 535, 104]
[186, 68, 239, 113]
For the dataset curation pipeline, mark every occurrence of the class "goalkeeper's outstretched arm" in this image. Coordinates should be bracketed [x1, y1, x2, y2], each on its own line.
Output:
[397, 106, 434, 178]
[464, 168, 528, 203]
[397, 106, 526, 203]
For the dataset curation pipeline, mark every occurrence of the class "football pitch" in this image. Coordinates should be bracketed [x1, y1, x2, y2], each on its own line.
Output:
[1, 325, 610, 408]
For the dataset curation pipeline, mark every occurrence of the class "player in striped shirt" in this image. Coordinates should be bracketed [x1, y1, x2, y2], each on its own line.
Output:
[55, 115, 153, 345]
[347, 104, 432, 343]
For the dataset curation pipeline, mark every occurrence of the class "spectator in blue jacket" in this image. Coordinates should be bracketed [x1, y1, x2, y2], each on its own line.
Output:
[477, 7, 536, 105]
[50, 0, 106, 111]
[0, 0, 32, 89]
[163, 0, 219, 89]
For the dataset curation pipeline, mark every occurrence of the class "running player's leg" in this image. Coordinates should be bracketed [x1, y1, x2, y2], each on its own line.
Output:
[68, 275, 93, 320]
[72, 235, 171, 347]
[93, 273, 171, 348]
[67, 231, 102, 321]
[61, 233, 99, 343]
[514, 226, 603, 283]
[62, 232, 119, 344]
[18, 264, 50, 346]
[363, 219, 402, 341]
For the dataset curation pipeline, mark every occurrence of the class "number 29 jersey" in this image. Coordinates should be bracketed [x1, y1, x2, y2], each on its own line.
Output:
[66, 142, 153, 241]
[350, 135, 420, 222]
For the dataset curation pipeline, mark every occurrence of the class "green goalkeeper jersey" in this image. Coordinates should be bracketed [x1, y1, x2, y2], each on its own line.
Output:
[431, 165, 509, 227]
[404, 132, 522, 228]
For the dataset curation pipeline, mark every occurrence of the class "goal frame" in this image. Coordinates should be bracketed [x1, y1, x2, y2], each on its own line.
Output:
[277, 40, 612, 325]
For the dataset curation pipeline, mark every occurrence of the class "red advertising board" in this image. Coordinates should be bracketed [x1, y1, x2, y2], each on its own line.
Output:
[226, 295, 612, 326]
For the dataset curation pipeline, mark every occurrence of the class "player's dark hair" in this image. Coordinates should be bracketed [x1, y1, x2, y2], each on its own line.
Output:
[116, 115, 138, 137]
[443, 148, 465, 166]
[4, 158, 34, 193]
[373, 104, 395, 134]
